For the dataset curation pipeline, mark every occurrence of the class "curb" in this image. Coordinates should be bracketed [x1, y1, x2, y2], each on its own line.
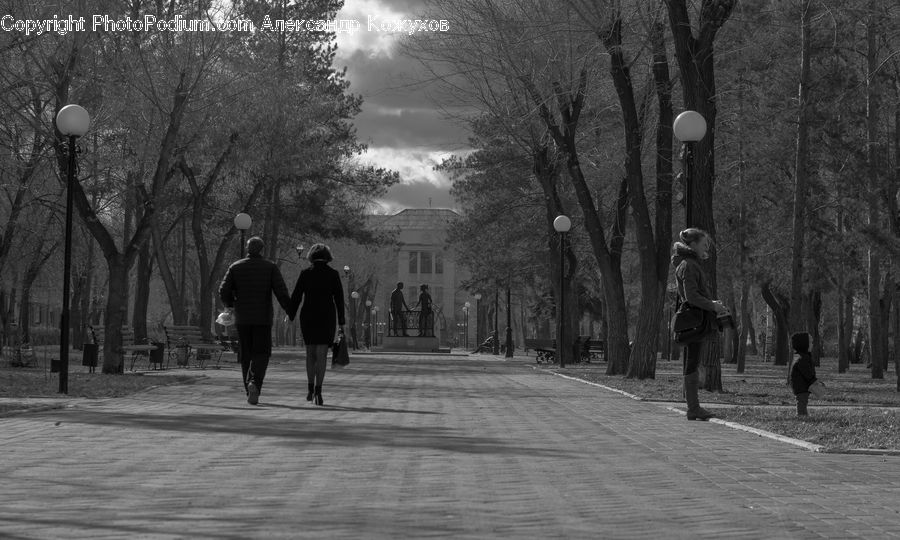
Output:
[662, 406, 825, 452]
[548, 371, 644, 401]
[538, 367, 826, 453]
[540, 368, 900, 456]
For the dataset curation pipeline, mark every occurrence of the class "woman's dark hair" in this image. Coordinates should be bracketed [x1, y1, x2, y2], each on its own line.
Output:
[307, 243, 333, 263]
[679, 228, 708, 245]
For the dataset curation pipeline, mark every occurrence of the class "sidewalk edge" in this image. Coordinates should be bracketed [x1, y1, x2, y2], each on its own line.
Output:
[660, 406, 824, 452]
[543, 370, 643, 401]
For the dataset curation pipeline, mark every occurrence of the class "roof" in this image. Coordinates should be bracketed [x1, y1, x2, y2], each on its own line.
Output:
[367, 208, 460, 231]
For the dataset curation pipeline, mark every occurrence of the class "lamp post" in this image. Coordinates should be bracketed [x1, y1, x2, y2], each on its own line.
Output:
[234, 213, 252, 257]
[673, 111, 707, 228]
[343, 265, 357, 350]
[463, 302, 470, 350]
[554, 215, 571, 367]
[350, 291, 359, 350]
[473, 292, 481, 350]
[365, 299, 372, 349]
[55, 104, 91, 393]
[493, 289, 500, 355]
[372, 306, 379, 346]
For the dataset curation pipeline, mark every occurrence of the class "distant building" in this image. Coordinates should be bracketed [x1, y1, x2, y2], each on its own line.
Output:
[367, 209, 471, 347]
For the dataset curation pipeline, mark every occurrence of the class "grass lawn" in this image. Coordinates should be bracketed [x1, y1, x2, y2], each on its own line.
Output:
[544, 355, 900, 452]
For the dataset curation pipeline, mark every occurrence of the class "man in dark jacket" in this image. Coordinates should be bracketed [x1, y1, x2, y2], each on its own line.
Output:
[219, 237, 292, 405]
[390, 282, 410, 336]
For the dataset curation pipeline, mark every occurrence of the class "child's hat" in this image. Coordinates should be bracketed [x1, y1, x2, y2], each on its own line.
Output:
[790, 332, 810, 352]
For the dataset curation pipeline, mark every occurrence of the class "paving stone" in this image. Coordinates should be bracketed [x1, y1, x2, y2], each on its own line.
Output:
[0, 353, 898, 539]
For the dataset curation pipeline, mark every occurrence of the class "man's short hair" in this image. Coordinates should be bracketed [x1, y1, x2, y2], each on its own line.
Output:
[397, 282, 403, 288]
[247, 236, 264, 255]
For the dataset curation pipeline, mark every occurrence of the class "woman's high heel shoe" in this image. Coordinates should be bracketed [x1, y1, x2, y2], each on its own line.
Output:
[314, 385, 323, 406]
[306, 383, 314, 402]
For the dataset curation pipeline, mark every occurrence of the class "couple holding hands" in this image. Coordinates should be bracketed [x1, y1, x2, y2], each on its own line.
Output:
[218, 238, 345, 406]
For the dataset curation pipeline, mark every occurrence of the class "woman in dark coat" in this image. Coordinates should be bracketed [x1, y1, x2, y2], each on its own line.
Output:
[288, 243, 345, 406]
[671, 228, 730, 421]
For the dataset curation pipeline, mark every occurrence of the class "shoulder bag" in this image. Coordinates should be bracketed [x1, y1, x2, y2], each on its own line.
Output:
[671, 301, 712, 345]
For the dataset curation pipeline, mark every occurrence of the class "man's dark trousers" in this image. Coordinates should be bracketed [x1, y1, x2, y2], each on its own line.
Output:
[391, 310, 407, 336]
[236, 324, 273, 392]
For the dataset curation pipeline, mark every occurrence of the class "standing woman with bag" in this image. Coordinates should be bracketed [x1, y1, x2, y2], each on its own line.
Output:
[288, 244, 345, 406]
[671, 228, 730, 420]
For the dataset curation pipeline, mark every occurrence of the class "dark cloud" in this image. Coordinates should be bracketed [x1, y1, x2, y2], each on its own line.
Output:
[336, 0, 471, 210]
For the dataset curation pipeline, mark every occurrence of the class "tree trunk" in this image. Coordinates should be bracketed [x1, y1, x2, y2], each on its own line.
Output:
[699, 336, 724, 392]
[151, 216, 187, 325]
[737, 280, 750, 373]
[602, 15, 666, 379]
[664, 0, 736, 300]
[132, 241, 152, 343]
[838, 290, 849, 373]
[789, 0, 813, 333]
[761, 282, 791, 366]
[736, 73, 749, 373]
[866, 6, 884, 379]
[721, 271, 739, 364]
[806, 290, 822, 367]
[605, 179, 630, 375]
[879, 273, 893, 372]
[102, 257, 129, 374]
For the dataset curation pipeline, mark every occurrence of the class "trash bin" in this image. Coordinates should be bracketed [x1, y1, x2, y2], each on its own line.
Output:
[149, 341, 165, 369]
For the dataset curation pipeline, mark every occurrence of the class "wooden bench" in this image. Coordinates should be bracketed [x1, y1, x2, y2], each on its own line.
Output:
[524, 338, 557, 363]
[89, 325, 160, 371]
[575, 337, 605, 363]
[164, 326, 225, 369]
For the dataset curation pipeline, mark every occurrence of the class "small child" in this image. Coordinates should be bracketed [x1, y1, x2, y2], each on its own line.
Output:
[788, 332, 817, 416]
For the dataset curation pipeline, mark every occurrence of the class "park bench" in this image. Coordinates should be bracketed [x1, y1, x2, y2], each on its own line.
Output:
[89, 325, 160, 371]
[524, 337, 605, 364]
[524, 338, 557, 363]
[575, 337, 606, 363]
[164, 325, 225, 369]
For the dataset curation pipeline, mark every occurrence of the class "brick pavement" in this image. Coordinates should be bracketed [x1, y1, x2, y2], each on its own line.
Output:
[1, 352, 899, 539]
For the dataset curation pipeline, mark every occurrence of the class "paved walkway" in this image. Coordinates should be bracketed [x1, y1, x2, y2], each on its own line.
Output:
[2, 352, 899, 539]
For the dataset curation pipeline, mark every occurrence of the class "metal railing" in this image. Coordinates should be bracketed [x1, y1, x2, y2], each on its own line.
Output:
[387, 309, 435, 337]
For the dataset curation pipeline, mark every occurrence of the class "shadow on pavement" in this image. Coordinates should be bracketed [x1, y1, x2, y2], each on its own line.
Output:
[262, 402, 441, 415]
[49, 409, 567, 457]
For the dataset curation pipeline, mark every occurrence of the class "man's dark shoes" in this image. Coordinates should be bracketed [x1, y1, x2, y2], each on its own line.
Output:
[247, 382, 260, 405]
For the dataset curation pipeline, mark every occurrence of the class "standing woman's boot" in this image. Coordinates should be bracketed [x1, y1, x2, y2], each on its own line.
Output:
[314, 385, 323, 406]
[797, 392, 809, 416]
[307, 382, 314, 402]
[684, 371, 715, 421]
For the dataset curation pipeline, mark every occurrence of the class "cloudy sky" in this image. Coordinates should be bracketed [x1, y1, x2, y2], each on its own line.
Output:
[333, 0, 471, 214]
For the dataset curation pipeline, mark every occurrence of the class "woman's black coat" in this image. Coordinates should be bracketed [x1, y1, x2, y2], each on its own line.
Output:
[289, 262, 346, 345]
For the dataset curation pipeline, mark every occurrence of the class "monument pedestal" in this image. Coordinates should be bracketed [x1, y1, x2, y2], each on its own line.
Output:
[381, 336, 440, 352]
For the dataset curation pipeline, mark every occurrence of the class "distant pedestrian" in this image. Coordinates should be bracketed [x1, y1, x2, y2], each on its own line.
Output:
[414, 284, 433, 337]
[288, 243, 345, 406]
[789, 332, 818, 416]
[219, 236, 292, 405]
[390, 282, 410, 336]
[671, 228, 730, 421]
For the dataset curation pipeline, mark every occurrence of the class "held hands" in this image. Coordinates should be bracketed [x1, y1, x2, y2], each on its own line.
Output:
[712, 300, 730, 316]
